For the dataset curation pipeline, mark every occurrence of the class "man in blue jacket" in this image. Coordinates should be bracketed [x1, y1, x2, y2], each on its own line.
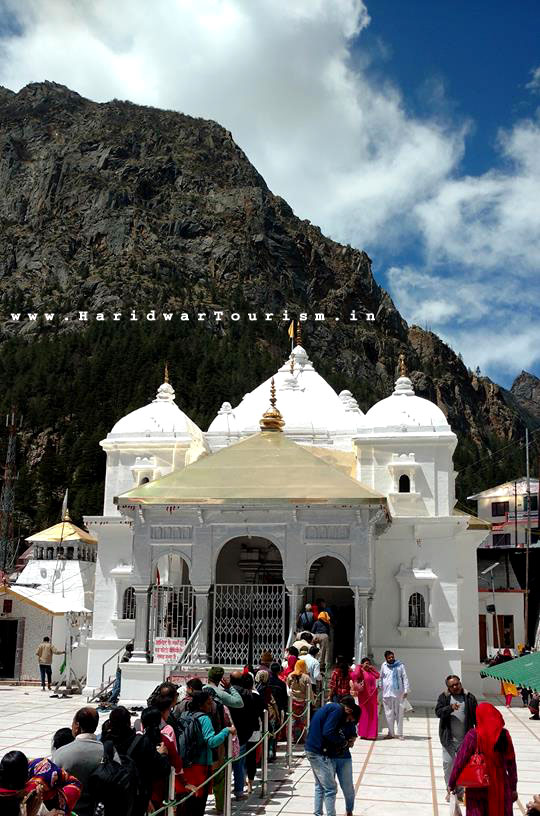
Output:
[305, 695, 360, 816]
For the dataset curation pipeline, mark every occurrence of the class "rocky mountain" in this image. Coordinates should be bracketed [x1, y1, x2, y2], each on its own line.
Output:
[510, 371, 540, 424]
[0, 81, 537, 530]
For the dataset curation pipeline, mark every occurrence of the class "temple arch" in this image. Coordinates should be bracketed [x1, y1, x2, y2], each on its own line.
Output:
[148, 553, 194, 648]
[303, 555, 354, 663]
[215, 536, 284, 585]
[212, 536, 285, 665]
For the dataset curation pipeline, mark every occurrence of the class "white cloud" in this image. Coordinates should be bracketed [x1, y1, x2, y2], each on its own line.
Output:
[414, 117, 540, 273]
[0, 0, 464, 251]
[526, 66, 540, 93]
[387, 262, 540, 380]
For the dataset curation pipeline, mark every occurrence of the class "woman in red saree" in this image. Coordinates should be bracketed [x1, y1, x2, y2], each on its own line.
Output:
[351, 657, 380, 740]
[448, 702, 518, 816]
[280, 646, 299, 680]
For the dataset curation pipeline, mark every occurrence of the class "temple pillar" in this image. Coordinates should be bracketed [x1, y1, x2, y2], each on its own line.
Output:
[354, 588, 371, 663]
[193, 586, 211, 663]
[130, 585, 150, 662]
[286, 583, 303, 646]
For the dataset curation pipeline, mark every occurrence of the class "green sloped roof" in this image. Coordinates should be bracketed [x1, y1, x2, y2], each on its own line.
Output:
[480, 652, 540, 691]
[117, 431, 385, 506]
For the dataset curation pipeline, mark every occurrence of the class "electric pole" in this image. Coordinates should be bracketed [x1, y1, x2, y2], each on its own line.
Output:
[525, 428, 531, 643]
[0, 410, 21, 575]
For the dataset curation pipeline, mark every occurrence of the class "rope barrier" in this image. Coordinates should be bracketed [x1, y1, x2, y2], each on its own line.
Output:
[136, 667, 333, 815]
[150, 701, 313, 815]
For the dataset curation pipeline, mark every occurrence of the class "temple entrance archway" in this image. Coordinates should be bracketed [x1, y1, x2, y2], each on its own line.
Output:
[149, 554, 194, 651]
[213, 537, 286, 665]
[303, 556, 355, 663]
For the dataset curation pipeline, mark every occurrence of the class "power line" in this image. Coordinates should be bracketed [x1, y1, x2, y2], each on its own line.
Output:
[456, 427, 540, 483]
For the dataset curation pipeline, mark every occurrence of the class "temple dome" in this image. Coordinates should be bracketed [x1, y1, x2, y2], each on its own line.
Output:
[207, 345, 364, 447]
[362, 375, 451, 433]
[107, 379, 202, 440]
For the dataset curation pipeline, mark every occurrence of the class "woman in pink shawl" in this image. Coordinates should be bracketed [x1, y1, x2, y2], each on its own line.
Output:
[280, 646, 299, 680]
[351, 657, 380, 740]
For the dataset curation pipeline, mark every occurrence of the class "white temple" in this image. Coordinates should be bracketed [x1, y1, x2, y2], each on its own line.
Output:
[84, 345, 489, 703]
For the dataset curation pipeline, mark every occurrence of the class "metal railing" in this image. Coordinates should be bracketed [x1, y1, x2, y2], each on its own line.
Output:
[152, 670, 330, 816]
[166, 619, 203, 675]
[86, 640, 133, 703]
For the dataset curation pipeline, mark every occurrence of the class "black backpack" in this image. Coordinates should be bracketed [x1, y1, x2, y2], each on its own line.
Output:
[89, 735, 141, 816]
[177, 710, 206, 767]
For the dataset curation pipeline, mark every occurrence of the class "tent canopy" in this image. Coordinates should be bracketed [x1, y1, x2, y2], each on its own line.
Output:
[480, 652, 540, 691]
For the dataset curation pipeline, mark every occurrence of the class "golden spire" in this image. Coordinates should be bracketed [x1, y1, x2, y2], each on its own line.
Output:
[62, 509, 71, 522]
[398, 353, 408, 378]
[295, 321, 302, 347]
[164, 362, 169, 384]
[259, 377, 285, 432]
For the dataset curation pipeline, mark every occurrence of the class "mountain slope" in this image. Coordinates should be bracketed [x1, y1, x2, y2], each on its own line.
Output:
[0, 81, 536, 532]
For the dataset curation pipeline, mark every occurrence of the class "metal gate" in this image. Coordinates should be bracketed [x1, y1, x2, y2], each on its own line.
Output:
[212, 584, 286, 666]
[148, 584, 195, 645]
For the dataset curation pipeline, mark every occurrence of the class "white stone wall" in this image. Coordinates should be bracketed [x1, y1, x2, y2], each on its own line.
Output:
[355, 437, 456, 517]
[101, 443, 190, 515]
[370, 516, 484, 701]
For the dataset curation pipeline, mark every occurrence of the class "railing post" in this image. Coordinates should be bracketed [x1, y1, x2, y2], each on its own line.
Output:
[260, 709, 269, 798]
[306, 685, 311, 731]
[224, 733, 232, 816]
[286, 693, 293, 769]
[167, 766, 175, 816]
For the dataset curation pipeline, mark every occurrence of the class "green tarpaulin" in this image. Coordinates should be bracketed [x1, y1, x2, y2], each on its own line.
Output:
[480, 652, 540, 691]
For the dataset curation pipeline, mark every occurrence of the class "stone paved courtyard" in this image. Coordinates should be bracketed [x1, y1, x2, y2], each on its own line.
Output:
[1, 687, 538, 815]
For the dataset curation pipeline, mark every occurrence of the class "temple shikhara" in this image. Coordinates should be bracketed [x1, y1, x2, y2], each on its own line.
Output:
[77, 341, 490, 703]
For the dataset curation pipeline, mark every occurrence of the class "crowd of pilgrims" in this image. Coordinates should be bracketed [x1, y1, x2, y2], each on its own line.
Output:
[0, 635, 379, 816]
[1, 605, 539, 816]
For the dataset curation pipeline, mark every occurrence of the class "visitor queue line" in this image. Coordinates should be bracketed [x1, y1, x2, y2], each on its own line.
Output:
[150, 680, 326, 816]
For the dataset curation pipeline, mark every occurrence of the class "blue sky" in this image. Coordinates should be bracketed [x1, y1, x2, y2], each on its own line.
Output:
[0, 0, 539, 387]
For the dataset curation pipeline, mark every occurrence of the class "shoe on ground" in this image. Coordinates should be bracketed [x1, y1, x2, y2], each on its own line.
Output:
[529, 714, 539, 720]
[235, 793, 249, 801]
[41, 687, 45, 691]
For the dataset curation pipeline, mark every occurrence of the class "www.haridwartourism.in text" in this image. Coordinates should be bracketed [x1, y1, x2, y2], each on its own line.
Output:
[6, 309, 376, 323]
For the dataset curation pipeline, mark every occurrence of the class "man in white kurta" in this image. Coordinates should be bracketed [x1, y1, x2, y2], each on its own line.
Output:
[380, 650, 410, 739]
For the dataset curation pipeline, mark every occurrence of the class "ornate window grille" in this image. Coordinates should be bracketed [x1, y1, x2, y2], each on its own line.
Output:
[122, 586, 136, 620]
[408, 592, 426, 628]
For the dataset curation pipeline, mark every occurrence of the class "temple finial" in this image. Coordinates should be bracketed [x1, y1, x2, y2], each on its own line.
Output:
[270, 377, 277, 408]
[260, 377, 285, 431]
[62, 509, 71, 522]
[164, 362, 169, 384]
[398, 353, 408, 378]
[295, 321, 303, 347]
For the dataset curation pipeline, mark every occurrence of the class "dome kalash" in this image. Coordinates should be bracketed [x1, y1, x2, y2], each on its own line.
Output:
[206, 344, 365, 452]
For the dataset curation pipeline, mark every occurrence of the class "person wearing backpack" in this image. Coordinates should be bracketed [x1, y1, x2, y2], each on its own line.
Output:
[297, 604, 314, 633]
[176, 690, 235, 816]
[199, 685, 229, 815]
[139, 707, 185, 814]
[52, 707, 107, 816]
[100, 706, 171, 816]
[147, 681, 181, 746]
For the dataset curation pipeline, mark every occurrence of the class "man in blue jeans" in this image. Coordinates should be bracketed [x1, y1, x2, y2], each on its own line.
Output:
[331, 715, 357, 816]
[305, 694, 360, 816]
